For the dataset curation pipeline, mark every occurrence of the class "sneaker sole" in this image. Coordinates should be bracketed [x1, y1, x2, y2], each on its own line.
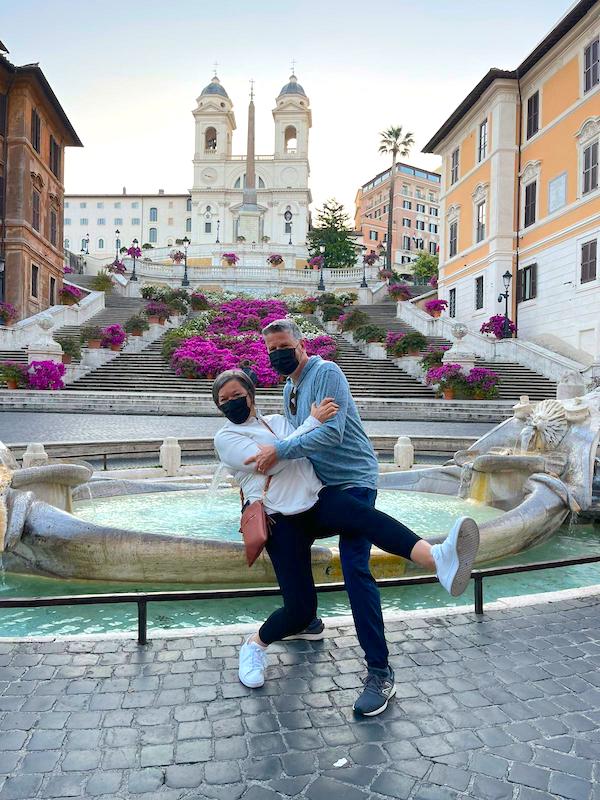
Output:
[238, 673, 265, 689]
[282, 630, 326, 641]
[451, 517, 480, 597]
[353, 684, 397, 717]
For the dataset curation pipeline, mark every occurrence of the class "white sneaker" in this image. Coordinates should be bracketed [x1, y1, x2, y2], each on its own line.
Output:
[432, 517, 480, 597]
[238, 636, 267, 688]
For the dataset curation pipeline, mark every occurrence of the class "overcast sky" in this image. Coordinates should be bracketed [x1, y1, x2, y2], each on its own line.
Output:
[6, 0, 571, 215]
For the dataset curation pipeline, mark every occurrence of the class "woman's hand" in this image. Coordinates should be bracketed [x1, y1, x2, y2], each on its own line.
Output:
[311, 397, 339, 423]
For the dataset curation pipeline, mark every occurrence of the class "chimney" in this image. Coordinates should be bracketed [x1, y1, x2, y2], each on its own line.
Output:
[122, 186, 127, 195]
[158, 189, 164, 196]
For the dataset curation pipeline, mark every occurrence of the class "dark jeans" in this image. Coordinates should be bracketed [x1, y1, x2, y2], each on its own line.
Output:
[259, 486, 420, 649]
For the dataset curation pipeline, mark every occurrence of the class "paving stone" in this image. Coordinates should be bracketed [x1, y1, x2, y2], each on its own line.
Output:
[43, 773, 86, 798]
[428, 763, 471, 791]
[306, 776, 369, 800]
[127, 768, 165, 793]
[204, 761, 242, 785]
[349, 743, 386, 765]
[141, 744, 174, 767]
[370, 771, 415, 799]
[548, 772, 593, 800]
[508, 763, 550, 791]
[281, 751, 316, 776]
[19, 749, 61, 773]
[0, 775, 43, 800]
[85, 770, 123, 796]
[165, 764, 203, 788]
[471, 774, 514, 800]
[268, 776, 311, 796]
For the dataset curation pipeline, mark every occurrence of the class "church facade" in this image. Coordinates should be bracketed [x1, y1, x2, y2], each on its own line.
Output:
[64, 74, 312, 260]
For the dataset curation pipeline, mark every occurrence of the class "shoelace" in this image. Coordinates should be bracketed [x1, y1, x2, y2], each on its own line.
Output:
[361, 672, 389, 693]
[249, 643, 266, 670]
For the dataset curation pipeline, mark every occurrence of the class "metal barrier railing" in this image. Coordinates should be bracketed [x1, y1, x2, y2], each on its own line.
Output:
[2, 554, 600, 644]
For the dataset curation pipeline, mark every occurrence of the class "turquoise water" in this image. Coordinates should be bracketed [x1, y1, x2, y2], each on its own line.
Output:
[1, 489, 599, 638]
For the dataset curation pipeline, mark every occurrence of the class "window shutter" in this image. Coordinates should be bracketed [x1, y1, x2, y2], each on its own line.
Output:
[531, 263, 537, 298]
[516, 268, 523, 303]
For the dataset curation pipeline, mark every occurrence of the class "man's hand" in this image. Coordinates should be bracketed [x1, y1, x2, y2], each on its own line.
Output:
[244, 444, 278, 474]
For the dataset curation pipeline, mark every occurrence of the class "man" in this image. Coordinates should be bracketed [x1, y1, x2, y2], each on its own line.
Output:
[246, 318, 395, 716]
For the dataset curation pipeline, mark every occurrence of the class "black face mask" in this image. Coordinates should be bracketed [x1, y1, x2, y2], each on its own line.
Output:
[219, 396, 251, 425]
[269, 347, 299, 376]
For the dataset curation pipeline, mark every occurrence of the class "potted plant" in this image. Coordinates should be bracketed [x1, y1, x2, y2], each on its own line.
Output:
[322, 304, 344, 322]
[429, 275, 438, 289]
[261, 235, 271, 243]
[63, 265, 74, 275]
[395, 331, 428, 357]
[170, 250, 185, 264]
[236, 236, 246, 243]
[81, 325, 103, 349]
[55, 337, 81, 365]
[101, 324, 127, 351]
[378, 269, 393, 281]
[480, 315, 517, 339]
[339, 308, 369, 333]
[388, 283, 411, 301]
[141, 286, 160, 300]
[298, 297, 318, 314]
[308, 255, 324, 270]
[190, 292, 210, 311]
[0, 302, 17, 326]
[385, 332, 406, 358]
[58, 285, 83, 305]
[425, 363, 467, 400]
[354, 324, 387, 360]
[267, 254, 284, 266]
[125, 315, 150, 337]
[424, 299, 448, 318]
[127, 245, 142, 259]
[91, 270, 114, 294]
[0, 361, 26, 389]
[145, 301, 170, 324]
[27, 360, 66, 390]
[466, 367, 500, 399]
[419, 347, 450, 371]
[222, 252, 239, 266]
[363, 251, 379, 267]
[107, 260, 127, 275]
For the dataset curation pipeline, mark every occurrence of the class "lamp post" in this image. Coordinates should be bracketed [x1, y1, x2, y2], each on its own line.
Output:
[216, 219, 220, 244]
[288, 220, 293, 246]
[317, 244, 326, 291]
[360, 245, 368, 289]
[497, 269, 513, 339]
[378, 242, 386, 269]
[84, 233, 90, 255]
[181, 235, 190, 287]
[114, 229, 120, 261]
[130, 238, 139, 282]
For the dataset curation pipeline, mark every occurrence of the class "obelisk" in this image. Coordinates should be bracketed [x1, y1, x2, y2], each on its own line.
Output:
[237, 81, 262, 243]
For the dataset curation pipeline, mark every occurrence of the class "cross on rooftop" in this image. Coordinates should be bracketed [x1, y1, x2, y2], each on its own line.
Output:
[213, 61, 219, 76]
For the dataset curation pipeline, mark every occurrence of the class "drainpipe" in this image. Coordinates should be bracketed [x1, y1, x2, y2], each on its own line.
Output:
[0, 72, 15, 303]
[514, 70, 523, 336]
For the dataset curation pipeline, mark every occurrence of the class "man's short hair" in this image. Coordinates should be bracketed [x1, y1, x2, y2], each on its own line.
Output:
[261, 318, 303, 340]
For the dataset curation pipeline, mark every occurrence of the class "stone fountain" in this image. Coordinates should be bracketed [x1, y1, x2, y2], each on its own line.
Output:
[1, 389, 599, 584]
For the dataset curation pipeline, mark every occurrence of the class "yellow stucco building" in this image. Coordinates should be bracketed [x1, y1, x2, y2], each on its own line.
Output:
[424, 0, 600, 363]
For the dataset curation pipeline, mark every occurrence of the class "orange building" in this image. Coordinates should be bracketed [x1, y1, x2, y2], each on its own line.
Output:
[424, 0, 600, 362]
[0, 46, 82, 321]
[354, 162, 441, 273]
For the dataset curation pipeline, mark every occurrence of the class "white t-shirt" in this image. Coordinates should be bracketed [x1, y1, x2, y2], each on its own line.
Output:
[214, 413, 323, 515]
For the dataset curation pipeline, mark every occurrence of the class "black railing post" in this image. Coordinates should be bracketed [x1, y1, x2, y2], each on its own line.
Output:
[137, 599, 147, 645]
[474, 576, 484, 616]
[103, 453, 107, 471]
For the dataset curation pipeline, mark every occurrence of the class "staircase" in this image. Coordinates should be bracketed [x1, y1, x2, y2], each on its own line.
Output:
[356, 303, 557, 401]
[52, 295, 144, 348]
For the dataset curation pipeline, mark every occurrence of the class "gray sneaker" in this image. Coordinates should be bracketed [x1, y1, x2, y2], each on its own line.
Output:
[283, 618, 325, 641]
[353, 667, 396, 716]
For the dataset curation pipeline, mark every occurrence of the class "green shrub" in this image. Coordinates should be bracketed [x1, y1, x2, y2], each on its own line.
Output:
[340, 308, 369, 331]
[322, 304, 344, 322]
[317, 292, 337, 308]
[395, 331, 427, 355]
[141, 286, 160, 300]
[161, 330, 188, 360]
[91, 270, 114, 293]
[354, 324, 386, 343]
[55, 337, 81, 360]
[80, 325, 103, 341]
[124, 315, 150, 334]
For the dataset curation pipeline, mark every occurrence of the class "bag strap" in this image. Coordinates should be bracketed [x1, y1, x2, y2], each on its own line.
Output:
[239, 417, 276, 509]
[258, 416, 278, 438]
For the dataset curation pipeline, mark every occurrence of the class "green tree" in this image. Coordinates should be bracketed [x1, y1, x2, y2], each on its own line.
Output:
[307, 199, 358, 269]
[379, 126, 415, 270]
[411, 251, 439, 282]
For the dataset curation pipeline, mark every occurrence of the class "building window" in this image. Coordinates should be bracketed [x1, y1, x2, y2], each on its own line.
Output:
[132, 201, 139, 209]
[402, 235, 411, 250]
[65, 202, 69, 208]
[450, 148, 459, 185]
[204, 222, 212, 233]
[49, 210, 57, 246]
[32, 190, 40, 231]
[64, 218, 71, 225]
[401, 184, 409, 195]
[383, 204, 389, 214]
[114, 202, 121, 208]
[186, 218, 192, 233]
[429, 223, 438, 233]
[168, 217, 174, 226]
[131, 217, 140, 225]
[114, 218, 123, 225]
[449, 288, 456, 318]
[49, 277, 56, 306]
[49, 136, 61, 177]
[478, 119, 488, 161]
[476, 201, 486, 243]
[429, 241, 438, 255]
[430, 207, 438, 216]
[517, 262, 537, 302]
[416, 220, 425, 231]
[149, 207, 158, 222]
[284, 222, 292, 234]
[64, 238, 70, 249]
[449, 221, 458, 257]
[30, 109, 41, 153]
[584, 37, 599, 93]
[81, 238, 87, 250]
[414, 237, 424, 250]
[80, 202, 86, 208]
[98, 238, 104, 249]
[402, 200, 412, 210]
[80, 218, 88, 226]
[186, 198, 192, 212]
[149, 227, 157, 243]
[524, 181, 537, 227]
[475, 276, 484, 309]
[526, 92, 539, 139]
[97, 218, 105, 225]
[548, 173, 567, 213]
[581, 240, 597, 284]
[369, 230, 378, 241]
[31, 264, 39, 298]
[583, 141, 598, 195]
[416, 203, 425, 213]
[168, 201, 173, 209]
[97, 202, 104, 208]
[403, 217, 411, 227]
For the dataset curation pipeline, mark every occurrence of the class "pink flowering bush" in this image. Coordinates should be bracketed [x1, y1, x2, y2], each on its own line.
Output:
[385, 331, 405, 353]
[0, 302, 17, 325]
[170, 250, 185, 263]
[58, 285, 83, 304]
[480, 315, 516, 339]
[308, 255, 324, 269]
[425, 364, 468, 396]
[424, 299, 448, 316]
[305, 336, 337, 361]
[27, 360, 66, 390]
[190, 292, 210, 311]
[466, 367, 499, 398]
[363, 251, 379, 266]
[127, 246, 142, 259]
[429, 275, 438, 289]
[222, 252, 239, 265]
[267, 254, 284, 265]
[108, 260, 127, 275]
[63, 265, 74, 274]
[388, 283, 411, 301]
[145, 301, 170, 319]
[101, 324, 126, 348]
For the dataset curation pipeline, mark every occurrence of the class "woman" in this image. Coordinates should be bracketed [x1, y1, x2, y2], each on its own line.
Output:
[213, 369, 479, 693]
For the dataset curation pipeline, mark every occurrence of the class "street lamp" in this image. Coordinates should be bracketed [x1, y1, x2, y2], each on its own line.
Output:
[84, 233, 90, 255]
[378, 242, 386, 269]
[216, 219, 220, 244]
[317, 244, 326, 291]
[130, 238, 139, 282]
[114, 229, 120, 261]
[360, 245, 368, 289]
[497, 270, 513, 339]
[288, 219, 293, 246]
[181, 235, 190, 287]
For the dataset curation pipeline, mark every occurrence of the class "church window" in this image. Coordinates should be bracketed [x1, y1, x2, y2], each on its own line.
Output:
[149, 207, 158, 222]
[186, 218, 192, 232]
[149, 227, 157, 243]
[205, 222, 212, 233]
[187, 198, 192, 212]
[284, 126, 297, 154]
[98, 238, 104, 249]
[205, 127, 217, 151]
[234, 174, 266, 188]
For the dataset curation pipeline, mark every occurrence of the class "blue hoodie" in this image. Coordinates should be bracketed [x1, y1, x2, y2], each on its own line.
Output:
[274, 356, 378, 490]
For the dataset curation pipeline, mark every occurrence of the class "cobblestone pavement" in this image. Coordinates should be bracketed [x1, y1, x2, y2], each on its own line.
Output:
[1, 595, 599, 800]
[0, 412, 493, 445]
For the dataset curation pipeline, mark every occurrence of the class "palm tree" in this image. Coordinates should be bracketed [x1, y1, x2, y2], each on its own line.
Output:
[379, 126, 415, 272]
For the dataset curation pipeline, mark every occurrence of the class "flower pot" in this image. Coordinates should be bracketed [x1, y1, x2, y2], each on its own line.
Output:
[186, 375, 195, 380]
[131, 330, 142, 337]
[61, 297, 77, 306]
[430, 311, 442, 318]
[87, 339, 102, 349]
[5, 379, 18, 390]
[158, 317, 167, 325]
[148, 315, 160, 325]
[442, 388, 455, 400]
[474, 390, 485, 400]
[206, 373, 215, 380]
[407, 349, 421, 357]
[62, 354, 72, 365]
[110, 344, 121, 352]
